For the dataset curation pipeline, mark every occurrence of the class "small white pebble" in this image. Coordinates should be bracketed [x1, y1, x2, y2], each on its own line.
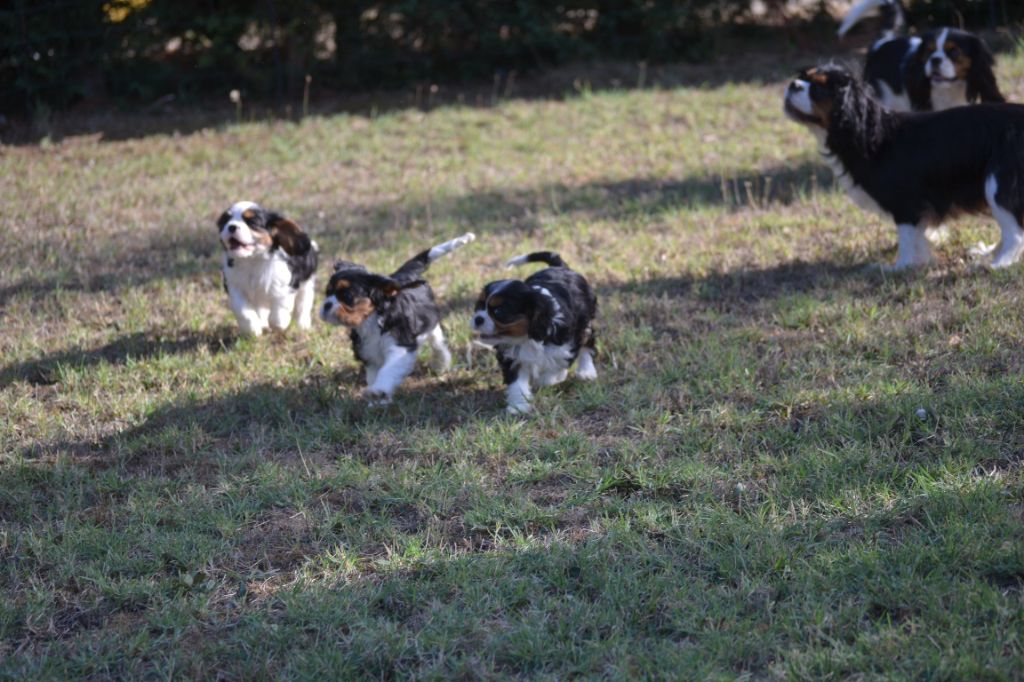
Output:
[915, 408, 928, 421]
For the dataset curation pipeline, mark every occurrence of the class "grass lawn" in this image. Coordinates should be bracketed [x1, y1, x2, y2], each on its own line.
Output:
[2, 47, 1024, 679]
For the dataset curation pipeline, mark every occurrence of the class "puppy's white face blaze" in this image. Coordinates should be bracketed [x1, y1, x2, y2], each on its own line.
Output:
[218, 201, 271, 259]
[923, 29, 967, 85]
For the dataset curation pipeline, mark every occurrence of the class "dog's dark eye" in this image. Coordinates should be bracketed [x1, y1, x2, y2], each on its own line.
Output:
[947, 47, 960, 58]
[809, 83, 823, 100]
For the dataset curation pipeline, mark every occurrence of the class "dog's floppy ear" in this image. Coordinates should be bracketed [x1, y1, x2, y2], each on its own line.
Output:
[966, 38, 1004, 103]
[527, 288, 557, 340]
[364, 274, 408, 299]
[267, 213, 312, 256]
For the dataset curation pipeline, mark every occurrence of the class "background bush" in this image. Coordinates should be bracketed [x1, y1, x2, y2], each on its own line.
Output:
[1, 0, 1019, 115]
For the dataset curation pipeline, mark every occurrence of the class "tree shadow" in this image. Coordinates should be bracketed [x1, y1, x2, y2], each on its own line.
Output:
[22, 369, 504, 473]
[600, 253, 885, 307]
[0, 327, 238, 388]
[0, 226, 218, 304]
[2, 157, 835, 302]
[292, 158, 834, 247]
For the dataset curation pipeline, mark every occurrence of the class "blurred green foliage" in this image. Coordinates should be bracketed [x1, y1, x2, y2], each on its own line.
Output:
[1, 0, 1018, 114]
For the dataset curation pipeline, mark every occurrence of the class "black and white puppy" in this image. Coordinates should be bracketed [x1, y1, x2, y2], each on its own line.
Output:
[784, 64, 1024, 270]
[838, 0, 1004, 112]
[320, 233, 475, 404]
[471, 252, 597, 415]
[217, 201, 319, 336]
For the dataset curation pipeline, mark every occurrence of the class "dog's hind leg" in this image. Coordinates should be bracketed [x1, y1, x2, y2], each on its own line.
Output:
[985, 175, 1024, 269]
[575, 327, 598, 381]
[425, 324, 452, 372]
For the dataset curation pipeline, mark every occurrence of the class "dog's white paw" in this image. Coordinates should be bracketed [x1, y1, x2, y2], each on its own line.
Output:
[575, 365, 598, 381]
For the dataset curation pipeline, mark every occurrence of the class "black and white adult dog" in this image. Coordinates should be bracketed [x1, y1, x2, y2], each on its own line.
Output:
[217, 201, 318, 336]
[784, 64, 1024, 270]
[471, 252, 597, 415]
[837, 0, 1004, 112]
[320, 233, 475, 404]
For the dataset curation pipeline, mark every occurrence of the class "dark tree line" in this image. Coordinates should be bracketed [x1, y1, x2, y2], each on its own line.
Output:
[1, 0, 1015, 115]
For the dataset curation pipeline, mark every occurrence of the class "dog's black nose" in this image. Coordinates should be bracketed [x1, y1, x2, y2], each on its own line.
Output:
[930, 56, 942, 66]
[473, 315, 484, 327]
[323, 301, 333, 311]
[228, 224, 237, 233]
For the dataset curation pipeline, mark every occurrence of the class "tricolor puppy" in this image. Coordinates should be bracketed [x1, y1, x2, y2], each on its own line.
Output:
[838, 0, 1003, 112]
[784, 64, 1024, 270]
[472, 252, 597, 415]
[217, 201, 318, 336]
[320, 233, 475, 404]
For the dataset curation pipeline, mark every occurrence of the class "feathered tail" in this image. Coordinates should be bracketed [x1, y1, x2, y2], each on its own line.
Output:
[391, 232, 476, 282]
[505, 251, 566, 269]
[837, 0, 906, 40]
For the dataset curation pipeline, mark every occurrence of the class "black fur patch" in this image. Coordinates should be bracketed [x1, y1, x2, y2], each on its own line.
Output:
[477, 258, 597, 387]
[805, 65, 1024, 226]
[862, 28, 1003, 112]
[326, 251, 443, 352]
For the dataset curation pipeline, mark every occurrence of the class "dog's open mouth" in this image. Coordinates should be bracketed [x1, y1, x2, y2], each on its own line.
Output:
[930, 75, 957, 84]
[228, 237, 255, 251]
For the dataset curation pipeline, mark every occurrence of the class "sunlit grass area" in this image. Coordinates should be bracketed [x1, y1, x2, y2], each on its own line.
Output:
[2, 48, 1023, 678]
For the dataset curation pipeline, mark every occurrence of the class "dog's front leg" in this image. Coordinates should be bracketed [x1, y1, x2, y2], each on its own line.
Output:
[228, 286, 266, 336]
[364, 344, 417, 405]
[506, 369, 534, 415]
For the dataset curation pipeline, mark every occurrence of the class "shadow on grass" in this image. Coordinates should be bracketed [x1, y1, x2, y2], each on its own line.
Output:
[317, 159, 834, 244]
[0, 228, 218, 304]
[601, 253, 883, 306]
[24, 371, 504, 472]
[0, 328, 238, 388]
[2, 158, 835, 302]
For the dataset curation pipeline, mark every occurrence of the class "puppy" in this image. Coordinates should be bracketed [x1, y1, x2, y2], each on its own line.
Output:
[838, 0, 1004, 112]
[784, 64, 1024, 270]
[320, 233, 475, 404]
[471, 252, 597, 415]
[217, 201, 318, 336]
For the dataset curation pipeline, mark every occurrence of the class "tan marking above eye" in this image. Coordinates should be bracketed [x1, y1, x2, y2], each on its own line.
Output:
[242, 210, 256, 220]
[809, 72, 828, 85]
[333, 279, 350, 292]
[488, 295, 504, 308]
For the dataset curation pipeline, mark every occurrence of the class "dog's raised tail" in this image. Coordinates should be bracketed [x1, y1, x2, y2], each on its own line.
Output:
[506, 251, 566, 269]
[392, 232, 475, 282]
[837, 0, 905, 39]
[427, 232, 476, 262]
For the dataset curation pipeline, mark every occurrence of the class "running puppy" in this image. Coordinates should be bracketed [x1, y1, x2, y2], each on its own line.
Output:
[784, 64, 1024, 270]
[217, 201, 318, 336]
[837, 0, 1003, 112]
[471, 252, 597, 415]
[320, 233, 475, 404]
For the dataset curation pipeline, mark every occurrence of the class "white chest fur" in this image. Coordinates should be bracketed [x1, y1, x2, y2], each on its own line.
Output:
[929, 80, 967, 112]
[504, 339, 575, 378]
[354, 314, 388, 365]
[223, 251, 295, 305]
